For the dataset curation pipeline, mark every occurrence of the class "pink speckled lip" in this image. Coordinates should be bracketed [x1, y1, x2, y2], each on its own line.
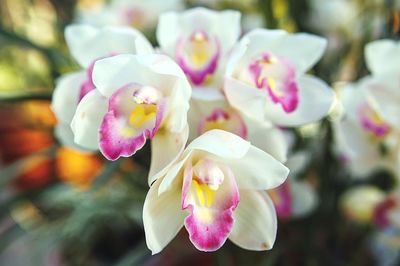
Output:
[198, 108, 247, 139]
[248, 52, 299, 113]
[99, 84, 166, 161]
[181, 161, 240, 251]
[358, 104, 390, 137]
[176, 31, 221, 86]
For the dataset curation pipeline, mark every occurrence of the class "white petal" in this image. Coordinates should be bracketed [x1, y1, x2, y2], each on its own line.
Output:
[285, 152, 310, 175]
[223, 77, 268, 123]
[157, 7, 241, 56]
[65, 25, 153, 68]
[143, 177, 185, 255]
[92, 54, 190, 99]
[71, 89, 108, 150]
[246, 119, 289, 162]
[333, 119, 381, 176]
[274, 33, 327, 74]
[51, 71, 86, 124]
[225, 144, 289, 190]
[365, 39, 400, 76]
[186, 129, 250, 159]
[290, 181, 317, 218]
[54, 123, 92, 152]
[148, 125, 189, 186]
[265, 75, 335, 127]
[229, 191, 277, 251]
[365, 75, 400, 129]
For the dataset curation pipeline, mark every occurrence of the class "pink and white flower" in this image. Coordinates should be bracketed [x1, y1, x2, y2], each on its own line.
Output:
[51, 25, 153, 150]
[188, 91, 290, 162]
[143, 129, 289, 253]
[70, 54, 191, 181]
[157, 7, 241, 91]
[224, 29, 335, 127]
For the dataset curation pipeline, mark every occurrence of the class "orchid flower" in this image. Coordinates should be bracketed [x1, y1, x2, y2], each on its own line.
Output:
[157, 7, 241, 92]
[51, 25, 153, 150]
[333, 40, 400, 177]
[143, 129, 289, 253]
[188, 90, 289, 162]
[224, 29, 334, 127]
[70, 54, 191, 182]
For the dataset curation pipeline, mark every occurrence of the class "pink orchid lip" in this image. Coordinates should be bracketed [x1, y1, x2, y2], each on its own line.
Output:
[99, 83, 166, 161]
[248, 52, 299, 113]
[78, 53, 120, 103]
[358, 104, 390, 137]
[181, 160, 240, 251]
[176, 30, 221, 86]
[198, 108, 247, 139]
[373, 197, 397, 228]
[268, 180, 292, 219]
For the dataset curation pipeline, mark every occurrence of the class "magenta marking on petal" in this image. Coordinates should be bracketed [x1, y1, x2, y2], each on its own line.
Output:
[197, 108, 247, 139]
[176, 32, 221, 85]
[183, 165, 240, 251]
[99, 110, 147, 160]
[99, 84, 165, 160]
[358, 104, 390, 137]
[248, 52, 299, 113]
[373, 197, 396, 228]
[78, 53, 119, 103]
[271, 180, 293, 219]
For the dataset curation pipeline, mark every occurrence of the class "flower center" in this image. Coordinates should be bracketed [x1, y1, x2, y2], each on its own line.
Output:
[243, 52, 299, 113]
[190, 159, 225, 209]
[176, 30, 220, 85]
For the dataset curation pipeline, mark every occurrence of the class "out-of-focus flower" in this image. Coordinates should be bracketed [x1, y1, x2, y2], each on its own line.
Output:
[269, 152, 317, 219]
[188, 94, 289, 162]
[51, 25, 153, 150]
[307, 0, 358, 35]
[224, 29, 334, 127]
[0, 101, 56, 190]
[76, 0, 184, 31]
[55, 147, 103, 188]
[333, 39, 400, 177]
[341, 185, 386, 224]
[71, 54, 191, 183]
[143, 129, 289, 253]
[157, 7, 241, 91]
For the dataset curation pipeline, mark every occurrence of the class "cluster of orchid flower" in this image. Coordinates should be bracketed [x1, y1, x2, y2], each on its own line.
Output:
[334, 40, 400, 245]
[51, 7, 336, 253]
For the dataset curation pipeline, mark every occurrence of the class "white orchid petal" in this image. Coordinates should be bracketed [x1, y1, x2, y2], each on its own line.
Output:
[51, 71, 86, 124]
[265, 75, 335, 127]
[223, 77, 267, 123]
[65, 25, 153, 68]
[225, 145, 289, 190]
[365, 39, 400, 76]
[229, 191, 277, 251]
[54, 123, 91, 152]
[246, 120, 289, 163]
[186, 129, 250, 159]
[143, 177, 185, 255]
[148, 125, 189, 186]
[291, 181, 317, 218]
[71, 89, 108, 150]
